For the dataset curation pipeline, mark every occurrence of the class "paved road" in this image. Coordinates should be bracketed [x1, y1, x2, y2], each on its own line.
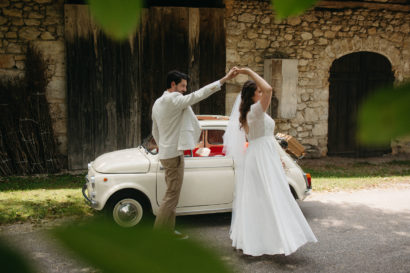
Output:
[2, 186, 410, 273]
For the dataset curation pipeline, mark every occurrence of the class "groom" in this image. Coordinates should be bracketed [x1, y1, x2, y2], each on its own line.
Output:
[152, 68, 238, 238]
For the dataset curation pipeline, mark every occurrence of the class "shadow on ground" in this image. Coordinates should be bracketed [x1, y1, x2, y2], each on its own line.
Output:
[176, 195, 410, 273]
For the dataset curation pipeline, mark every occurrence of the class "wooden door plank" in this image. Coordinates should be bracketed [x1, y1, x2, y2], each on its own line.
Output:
[199, 8, 226, 115]
[188, 8, 201, 113]
[140, 7, 190, 139]
[65, 5, 97, 169]
[65, 4, 141, 169]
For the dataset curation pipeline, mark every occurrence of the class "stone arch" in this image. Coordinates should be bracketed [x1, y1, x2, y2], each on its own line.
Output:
[309, 36, 402, 156]
[327, 51, 394, 156]
[319, 36, 402, 86]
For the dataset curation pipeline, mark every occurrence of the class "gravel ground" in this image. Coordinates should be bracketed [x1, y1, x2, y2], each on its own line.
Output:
[181, 185, 410, 273]
[1, 217, 98, 273]
[2, 185, 410, 273]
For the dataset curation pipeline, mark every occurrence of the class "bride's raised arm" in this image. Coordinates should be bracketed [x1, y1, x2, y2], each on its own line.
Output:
[237, 68, 273, 112]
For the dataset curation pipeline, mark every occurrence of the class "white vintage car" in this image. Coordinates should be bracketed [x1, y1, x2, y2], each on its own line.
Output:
[82, 115, 312, 227]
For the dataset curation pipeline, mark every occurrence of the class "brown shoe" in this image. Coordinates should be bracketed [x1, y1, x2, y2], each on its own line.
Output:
[174, 230, 189, 240]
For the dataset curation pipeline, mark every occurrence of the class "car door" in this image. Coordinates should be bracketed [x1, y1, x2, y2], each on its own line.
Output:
[156, 128, 235, 208]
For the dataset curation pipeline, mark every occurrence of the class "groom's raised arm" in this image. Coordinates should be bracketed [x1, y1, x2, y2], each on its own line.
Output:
[172, 67, 238, 109]
[172, 81, 221, 110]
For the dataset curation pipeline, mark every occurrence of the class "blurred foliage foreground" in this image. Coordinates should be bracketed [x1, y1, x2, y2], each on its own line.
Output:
[0, 175, 234, 273]
[1, 219, 233, 273]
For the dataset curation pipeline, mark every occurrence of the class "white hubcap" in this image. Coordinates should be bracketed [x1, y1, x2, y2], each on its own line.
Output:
[113, 198, 143, 227]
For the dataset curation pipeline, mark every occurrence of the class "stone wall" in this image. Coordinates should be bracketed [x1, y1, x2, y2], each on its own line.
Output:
[1, 0, 409, 159]
[225, 0, 410, 157]
[0, 0, 66, 155]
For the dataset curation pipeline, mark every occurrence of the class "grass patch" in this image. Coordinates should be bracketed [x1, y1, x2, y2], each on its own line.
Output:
[0, 174, 85, 191]
[0, 189, 94, 224]
[301, 158, 410, 192]
[387, 160, 410, 166]
[301, 159, 410, 178]
[0, 174, 94, 225]
[313, 176, 410, 192]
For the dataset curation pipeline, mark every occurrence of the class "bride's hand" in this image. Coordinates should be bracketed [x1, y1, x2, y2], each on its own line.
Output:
[228, 66, 239, 79]
[221, 67, 239, 83]
[236, 67, 251, 74]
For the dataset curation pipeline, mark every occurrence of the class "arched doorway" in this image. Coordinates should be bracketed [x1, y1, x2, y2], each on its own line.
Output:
[328, 51, 394, 157]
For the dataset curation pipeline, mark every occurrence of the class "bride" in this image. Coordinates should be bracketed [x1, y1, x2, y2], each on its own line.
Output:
[224, 67, 317, 256]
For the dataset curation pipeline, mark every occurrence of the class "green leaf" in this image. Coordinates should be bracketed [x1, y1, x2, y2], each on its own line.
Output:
[358, 82, 410, 145]
[271, 0, 319, 19]
[0, 237, 36, 273]
[87, 0, 143, 40]
[51, 219, 232, 273]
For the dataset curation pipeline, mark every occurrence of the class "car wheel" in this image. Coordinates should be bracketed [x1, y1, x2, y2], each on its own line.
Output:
[112, 198, 144, 227]
[106, 193, 151, 227]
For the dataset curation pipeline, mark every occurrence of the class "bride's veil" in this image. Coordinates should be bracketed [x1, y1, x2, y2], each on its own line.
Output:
[223, 94, 246, 165]
[223, 93, 246, 235]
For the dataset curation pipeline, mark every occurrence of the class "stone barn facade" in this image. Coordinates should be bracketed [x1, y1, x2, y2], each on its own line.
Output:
[224, 0, 410, 157]
[0, 0, 409, 170]
[0, 0, 66, 154]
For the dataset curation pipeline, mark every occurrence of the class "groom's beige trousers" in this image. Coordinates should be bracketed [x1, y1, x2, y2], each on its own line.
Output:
[154, 155, 185, 231]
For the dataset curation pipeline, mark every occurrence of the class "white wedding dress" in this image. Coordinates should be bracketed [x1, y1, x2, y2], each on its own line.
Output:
[230, 101, 317, 256]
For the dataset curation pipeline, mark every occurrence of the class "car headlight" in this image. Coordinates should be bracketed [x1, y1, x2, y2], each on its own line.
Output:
[90, 176, 95, 189]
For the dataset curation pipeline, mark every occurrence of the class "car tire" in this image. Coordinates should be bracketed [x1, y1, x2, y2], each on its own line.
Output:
[105, 192, 152, 228]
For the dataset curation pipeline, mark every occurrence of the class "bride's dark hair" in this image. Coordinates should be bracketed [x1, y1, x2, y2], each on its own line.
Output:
[239, 80, 257, 129]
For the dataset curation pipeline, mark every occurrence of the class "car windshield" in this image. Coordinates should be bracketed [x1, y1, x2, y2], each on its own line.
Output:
[141, 135, 158, 155]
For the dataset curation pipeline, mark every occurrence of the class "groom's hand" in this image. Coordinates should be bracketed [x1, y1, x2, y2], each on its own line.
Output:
[220, 67, 239, 85]
[227, 66, 239, 80]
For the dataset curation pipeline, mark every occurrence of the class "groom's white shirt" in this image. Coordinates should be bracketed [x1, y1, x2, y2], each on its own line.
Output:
[152, 81, 221, 160]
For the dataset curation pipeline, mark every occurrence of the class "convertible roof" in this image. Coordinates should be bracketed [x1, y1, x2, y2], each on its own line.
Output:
[196, 115, 229, 120]
[197, 115, 229, 127]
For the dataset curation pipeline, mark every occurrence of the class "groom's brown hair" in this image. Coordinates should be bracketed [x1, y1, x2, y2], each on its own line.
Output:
[166, 70, 189, 88]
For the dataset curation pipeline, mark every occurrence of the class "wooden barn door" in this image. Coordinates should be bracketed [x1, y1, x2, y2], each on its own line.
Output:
[65, 5, 225, 169]
[140, 7, 226, 139]
[198, 8, 226, 115]
[139, 7, 190, 140]
[65, 5, 141, 169]
[328, 51, 394, 157]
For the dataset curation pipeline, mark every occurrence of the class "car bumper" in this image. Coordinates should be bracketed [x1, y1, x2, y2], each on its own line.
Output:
[301, 188, 312, 200]
[82, 176, 99, 208]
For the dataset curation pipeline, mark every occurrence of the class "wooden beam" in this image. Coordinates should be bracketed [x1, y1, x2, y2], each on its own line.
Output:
[316, 1, 410, 12]
[188, 8, 201, 113]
